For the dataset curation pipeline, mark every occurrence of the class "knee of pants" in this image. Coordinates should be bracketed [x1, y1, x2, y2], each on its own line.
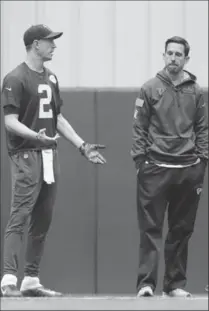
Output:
[168, 223, 194, 239]
[28, 211, 53, 237]
[27, 232, 47, 242]
[5, 208, 30, 235]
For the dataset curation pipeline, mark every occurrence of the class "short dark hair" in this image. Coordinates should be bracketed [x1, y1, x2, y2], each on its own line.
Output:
[165, 36, 190, 57]
[26, 44, 32, 52]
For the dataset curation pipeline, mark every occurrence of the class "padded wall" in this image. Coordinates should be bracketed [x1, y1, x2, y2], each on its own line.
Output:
[1, 89, 208, 294]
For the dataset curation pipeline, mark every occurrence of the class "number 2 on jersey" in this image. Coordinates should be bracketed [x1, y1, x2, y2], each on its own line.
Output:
[38, 84, 53, 119]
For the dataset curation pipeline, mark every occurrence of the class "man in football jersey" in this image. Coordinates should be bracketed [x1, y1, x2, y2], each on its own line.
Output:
[1, 24, 106, 297]
[131, 36, 208, 298]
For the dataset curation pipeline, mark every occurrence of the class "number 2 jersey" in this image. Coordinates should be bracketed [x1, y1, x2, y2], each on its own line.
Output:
[1, 62, 63, 155]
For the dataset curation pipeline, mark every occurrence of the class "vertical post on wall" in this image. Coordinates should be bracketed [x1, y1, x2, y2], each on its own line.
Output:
[34, 0, 45, 24]
[74, 1, 81, 87]
[111, 1, 116, 87]
[0, 0, 10, 82]
[93, 90, 98, 294]
[146, 0, 151, 79]
[182, 0, 187, 39]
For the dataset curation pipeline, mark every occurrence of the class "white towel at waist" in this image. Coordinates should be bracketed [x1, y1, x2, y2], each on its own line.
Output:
[41, 149, 55, 184]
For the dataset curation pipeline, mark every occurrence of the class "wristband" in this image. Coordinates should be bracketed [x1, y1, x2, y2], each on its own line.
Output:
[79, 142, 86, 155]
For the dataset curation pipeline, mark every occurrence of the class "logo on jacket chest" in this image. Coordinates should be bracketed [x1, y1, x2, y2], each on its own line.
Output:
[156, 87, 166, 96]
[181, 87, 194, 94]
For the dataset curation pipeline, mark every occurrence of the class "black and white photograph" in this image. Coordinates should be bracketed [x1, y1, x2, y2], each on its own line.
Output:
[0, 1, 208, 310]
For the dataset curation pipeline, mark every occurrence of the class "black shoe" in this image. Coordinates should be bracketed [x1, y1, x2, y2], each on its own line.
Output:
[1, 285, 22, 297]
[21, 286, 63, 297]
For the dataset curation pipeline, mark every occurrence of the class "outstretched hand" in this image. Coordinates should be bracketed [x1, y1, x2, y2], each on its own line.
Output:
[79, 143, 106, 164]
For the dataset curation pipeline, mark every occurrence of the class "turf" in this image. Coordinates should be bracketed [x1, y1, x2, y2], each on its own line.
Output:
[1, 294, 208, 310]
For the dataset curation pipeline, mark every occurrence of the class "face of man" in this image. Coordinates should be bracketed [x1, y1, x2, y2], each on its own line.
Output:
[163, 42, 189, 74]
[35, 38, 56, 61]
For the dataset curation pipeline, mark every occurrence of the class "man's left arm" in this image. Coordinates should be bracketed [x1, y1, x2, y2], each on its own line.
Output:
[194, 91, 208, 164]
[56, 113, 106, 164]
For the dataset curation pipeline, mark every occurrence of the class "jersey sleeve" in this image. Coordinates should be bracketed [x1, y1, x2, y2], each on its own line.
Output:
[47, 69, 63, 115]
[55, 76, 63, 114]
[1, 76, 22, 115]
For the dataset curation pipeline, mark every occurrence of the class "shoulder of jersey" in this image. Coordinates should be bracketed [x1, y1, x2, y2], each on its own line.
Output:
[3, 64, 26, 89]
[5, 63, 27, 81]
[45, 68, 57, 84]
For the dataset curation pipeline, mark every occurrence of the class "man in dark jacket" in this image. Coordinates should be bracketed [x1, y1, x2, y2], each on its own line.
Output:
[131, 36, 208, 298]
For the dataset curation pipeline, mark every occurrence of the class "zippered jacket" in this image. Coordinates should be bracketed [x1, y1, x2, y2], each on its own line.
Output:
[131, 69, 208, 166]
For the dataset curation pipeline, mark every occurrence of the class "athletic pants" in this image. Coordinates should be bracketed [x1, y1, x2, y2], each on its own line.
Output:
[3, 149, 59, 277]
[136, 160, 206, 293]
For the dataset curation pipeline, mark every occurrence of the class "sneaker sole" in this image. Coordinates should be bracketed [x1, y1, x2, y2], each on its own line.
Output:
[21, 289, 63, 297]
[162, 291, 192, 298]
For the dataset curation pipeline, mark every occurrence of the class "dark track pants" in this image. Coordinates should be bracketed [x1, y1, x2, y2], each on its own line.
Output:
[136, 160, 206, 293]
[3, 149, 60, 277]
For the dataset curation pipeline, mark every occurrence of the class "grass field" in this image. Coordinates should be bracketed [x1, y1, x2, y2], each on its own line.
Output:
[1, 295, 208, 310]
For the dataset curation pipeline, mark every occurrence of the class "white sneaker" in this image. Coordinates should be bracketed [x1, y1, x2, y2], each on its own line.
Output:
[163, 288, 192, 298]
[20, 276, 42, 291]
[1, 274, 17, 289]
[137, 286, 154, 297]
[20, 276, 62, 297]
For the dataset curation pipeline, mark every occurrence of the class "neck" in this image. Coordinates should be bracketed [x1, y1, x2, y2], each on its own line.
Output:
[165, 68, 184, 82]
[25, 52, 44, 73]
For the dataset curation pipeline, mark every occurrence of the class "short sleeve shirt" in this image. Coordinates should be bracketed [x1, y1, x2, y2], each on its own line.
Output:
[1, 62, 63, 154]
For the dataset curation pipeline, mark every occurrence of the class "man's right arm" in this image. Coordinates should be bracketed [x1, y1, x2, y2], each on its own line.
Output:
[2, 76, 37, 140]
[4, 114, 38, 140]
[4, 114, 59, 145]
[131, 87, 151, 168]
